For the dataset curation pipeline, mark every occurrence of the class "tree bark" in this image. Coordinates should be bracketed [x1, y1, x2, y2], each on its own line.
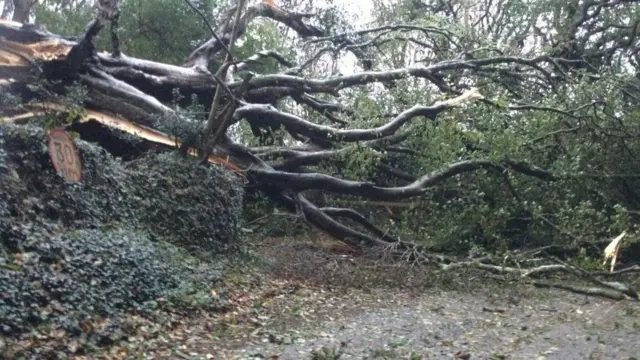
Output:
[11, 0, 34, 23]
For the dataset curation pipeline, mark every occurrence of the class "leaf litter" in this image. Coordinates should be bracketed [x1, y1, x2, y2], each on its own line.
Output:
[3, 237, 640, 360]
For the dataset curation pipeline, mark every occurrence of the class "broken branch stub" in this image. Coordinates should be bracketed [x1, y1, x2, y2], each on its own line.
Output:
[66, 0, 121, 69]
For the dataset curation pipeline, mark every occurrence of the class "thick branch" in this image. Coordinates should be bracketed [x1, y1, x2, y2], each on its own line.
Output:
[201, 0, 247, 153]
[271, 190, 394, 247]
[319, 207, 399, 243]
[248, 159, 555, 201]
[234, 88, 484, 142]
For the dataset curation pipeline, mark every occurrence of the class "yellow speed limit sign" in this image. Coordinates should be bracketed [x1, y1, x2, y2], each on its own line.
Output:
[48, 128, 83, 183]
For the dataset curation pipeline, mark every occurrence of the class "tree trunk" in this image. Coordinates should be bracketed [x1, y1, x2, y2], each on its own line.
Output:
[11, 0, 33, 23]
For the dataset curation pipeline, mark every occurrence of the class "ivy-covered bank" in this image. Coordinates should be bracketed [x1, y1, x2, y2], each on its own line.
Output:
[0, 123, 244, 340]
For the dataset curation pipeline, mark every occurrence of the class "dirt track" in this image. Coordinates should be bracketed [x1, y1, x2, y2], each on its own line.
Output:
[201, 238, 640, 360]
[219, 285, 640, 360]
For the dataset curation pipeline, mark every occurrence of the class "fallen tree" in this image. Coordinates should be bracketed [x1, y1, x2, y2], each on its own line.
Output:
[1, 0, 639, 300]
[0, 15, 536, 247]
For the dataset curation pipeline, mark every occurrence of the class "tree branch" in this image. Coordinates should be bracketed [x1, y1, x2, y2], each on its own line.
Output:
[182, 0, 234, 60]
[234, 88, 484, 142]
[248, 159, 556, 201]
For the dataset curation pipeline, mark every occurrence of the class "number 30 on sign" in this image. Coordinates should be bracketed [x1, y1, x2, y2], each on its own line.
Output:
[48, 128, 83, 183]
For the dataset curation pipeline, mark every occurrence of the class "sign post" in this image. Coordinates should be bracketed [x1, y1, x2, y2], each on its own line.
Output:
[48, 128, 83, 183]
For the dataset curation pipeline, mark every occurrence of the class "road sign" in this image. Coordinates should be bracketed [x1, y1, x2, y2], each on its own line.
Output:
[48, 128, 82, 183]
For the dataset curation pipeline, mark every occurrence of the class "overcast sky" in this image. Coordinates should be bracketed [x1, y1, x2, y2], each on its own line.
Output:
[331, 0, 374, 26]
[308, 0, 376, 73]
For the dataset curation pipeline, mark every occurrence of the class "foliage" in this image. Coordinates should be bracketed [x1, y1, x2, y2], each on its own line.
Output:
[35, 0, 222, 64]
[0, 227, 224, 334]
[325, 0, 640, 255]
[155, 89, 208, 151]
[25, 78, 89, 131]
[0, 122, 244, 252]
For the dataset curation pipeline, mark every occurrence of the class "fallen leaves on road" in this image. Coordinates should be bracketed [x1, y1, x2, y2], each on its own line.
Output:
[1, 269, 309, 360]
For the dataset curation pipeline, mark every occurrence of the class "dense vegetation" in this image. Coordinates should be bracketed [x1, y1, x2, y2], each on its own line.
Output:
[0, 124, 241, 337]
[2, 0, 640, 262]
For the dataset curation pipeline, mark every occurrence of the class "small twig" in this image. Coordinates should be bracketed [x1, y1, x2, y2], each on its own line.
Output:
[211, 73, 241, 103]
[595, 264, 640, 276]
[436, 253, 637, 301]
[482, 306, 507, 313]
[521, 264, 569, 277]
